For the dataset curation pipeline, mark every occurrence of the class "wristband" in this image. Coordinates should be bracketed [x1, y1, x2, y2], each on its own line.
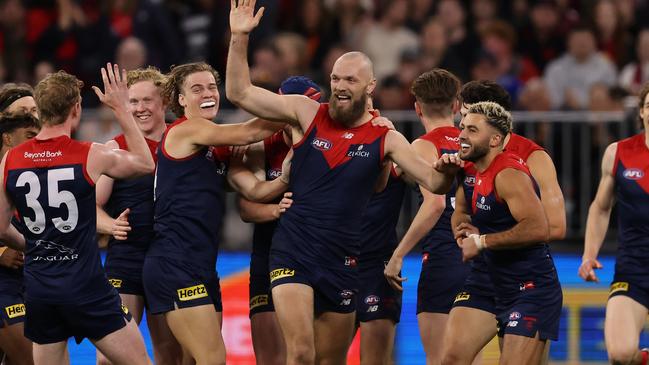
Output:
[469, 234, 487, 251]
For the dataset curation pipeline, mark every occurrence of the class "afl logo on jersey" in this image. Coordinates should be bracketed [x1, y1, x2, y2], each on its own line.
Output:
[623, 168, 644, 180]
[464, 175, 476, 187]
[312, 138, 332, 151]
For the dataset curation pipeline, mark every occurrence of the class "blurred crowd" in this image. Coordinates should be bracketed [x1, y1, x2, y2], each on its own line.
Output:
[2, 0, 649, 116]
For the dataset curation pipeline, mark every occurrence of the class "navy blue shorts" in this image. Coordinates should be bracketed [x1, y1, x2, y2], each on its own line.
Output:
[269, 252, 357, 314]
[249, 252, 274, 317]
[451, 267, 497, 315]
[142, 256, 222, 315]
[24, 289, 132, 345]
[356, 261, 402, 323]
[0, 291, 25, 328]
[417, 253, 470, 314]
[495, 282, 562, 341]
[105, 266, 145, 297]
[608, 272, 649, 309]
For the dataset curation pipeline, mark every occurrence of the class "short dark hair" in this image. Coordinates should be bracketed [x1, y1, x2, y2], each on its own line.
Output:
[459, 80, 512, 110]
[0, 113, 41, 148]
[0, 83, 34, 112]
[34, 71, 83, 125]
[162, 62, 220, 117]
[637, 82, 649, 129]
[411, 69, 461, 117]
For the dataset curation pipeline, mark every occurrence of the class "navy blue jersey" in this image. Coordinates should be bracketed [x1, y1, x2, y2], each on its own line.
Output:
[471, 151, 556, 298]
[359, 169, 405, 265]
[251, 131, 290, 259]
[416, 126, 459, 255]
[4, 135, 112, 303]
[150, 117, 230, 272]
[271, 104, 389, 266]
[104, 134, 158, 269]
[612, 133, 649, 273]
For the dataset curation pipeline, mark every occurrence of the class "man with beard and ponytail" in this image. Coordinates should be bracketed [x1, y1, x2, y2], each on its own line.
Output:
[226, 2, 461, 363]
[441, 81, 566, 365]
[143, 61, 289, 365]
[444, 101, 562, 365]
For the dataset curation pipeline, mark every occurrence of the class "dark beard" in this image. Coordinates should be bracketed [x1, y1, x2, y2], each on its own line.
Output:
[328, 92, 367, 127]
[462, 143, 489, 163]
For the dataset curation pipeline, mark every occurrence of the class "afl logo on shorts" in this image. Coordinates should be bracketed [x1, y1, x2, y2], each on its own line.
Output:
[312, 138, 332, 151]
[623, 168, 644, 180]
[365, 295, 380, 305]
[340, 290, 354, 299]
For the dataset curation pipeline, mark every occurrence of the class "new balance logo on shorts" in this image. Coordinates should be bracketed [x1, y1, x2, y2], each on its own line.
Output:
[250, 295, 269, 310]
[270, 268, 295, 282]
[109, 279, 123, 288]
[177, 284, 208, 301]
[5, 304, 25, 318]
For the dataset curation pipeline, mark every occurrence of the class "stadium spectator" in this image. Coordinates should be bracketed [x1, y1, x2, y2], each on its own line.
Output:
[273, 32, 308, 76]
[591, 0, 633, 68]
[436, 0, 480, 69]
[544, 25, 617, 110]
[517, 0, 565, 72]
[115, 37, 148, 72]
[619, 29, 649, 95]
[418, 18, 469, 82]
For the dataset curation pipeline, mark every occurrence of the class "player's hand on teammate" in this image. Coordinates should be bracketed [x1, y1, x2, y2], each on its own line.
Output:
[456, 222, 481, 262]
[433, 153, 464, 174]
[578, 258, 603, 282]
[384, 256, 406, 291]
[111, 208, 131, 241]
[92, 63, 129, 113]
[0, 248, 24, 269]
[229, 145, 249, 169]
[371, 116, 396, 130]
[230, 0, 265, 34]
[280, 149, 293, 184]
[278, 192, 293, 216]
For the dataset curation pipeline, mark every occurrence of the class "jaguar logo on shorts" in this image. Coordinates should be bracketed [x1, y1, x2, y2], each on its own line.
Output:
[177, 284, 209, 301]
[610, 282, 629, 294]
[453, 292, 470, 302]
[5, 304, 25, 319]
[270, 268, 295, 282]
[250, 295, 269, 310]
[109, 279, 123, 288]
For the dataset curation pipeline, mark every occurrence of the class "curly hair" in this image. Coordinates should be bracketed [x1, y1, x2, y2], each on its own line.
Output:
[127, 66, 166, 89]
[162, 62, 220, 117]
[467, 101, 513, 136]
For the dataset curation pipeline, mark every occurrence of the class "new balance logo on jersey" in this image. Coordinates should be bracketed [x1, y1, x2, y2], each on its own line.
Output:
[5, 304, 25, 318]
[623, 168, 644, 180]
[476, 196, 491, 211]
[312, 138, 332, 151]
[347, 145, 370, 158]
[177, 284, 208, 301]
[24, 150, 63, 160]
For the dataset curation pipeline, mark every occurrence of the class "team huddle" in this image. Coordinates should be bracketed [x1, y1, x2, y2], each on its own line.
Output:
[0, 1, 647, 365]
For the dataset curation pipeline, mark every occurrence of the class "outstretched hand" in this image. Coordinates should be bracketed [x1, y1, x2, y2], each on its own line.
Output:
[230, 0, 265, 35]
[92, 63, 129, 113]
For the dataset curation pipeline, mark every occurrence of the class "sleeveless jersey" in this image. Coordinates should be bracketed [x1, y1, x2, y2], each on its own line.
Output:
[612, 133, 649, 273]
[4, 135, 111, 303]
[416, 126, 460, 254]
[359, 168, 406, 265]
[251, 130, 290, 259]
[150, 117, 230, 272]
[104, 134, 158, 269]
[471, 151, 556, 297]
[271, 104, 389, 266]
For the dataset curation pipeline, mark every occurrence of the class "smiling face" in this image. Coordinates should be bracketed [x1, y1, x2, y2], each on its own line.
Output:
[458, 113, 502, 162]
[128, 80, 166, 135]
[178, 71, 220, 120]
[6, 96, 38, 119]
[328, 53, 375, 126]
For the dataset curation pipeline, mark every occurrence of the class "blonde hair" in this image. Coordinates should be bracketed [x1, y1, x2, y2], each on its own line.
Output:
[467, 101, 512, 136]
[127, 66, 166, 88]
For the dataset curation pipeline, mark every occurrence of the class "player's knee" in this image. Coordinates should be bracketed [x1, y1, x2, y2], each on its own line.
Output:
[96, 357, 113, 365]
[608, 346, 638, 365]
[441, 349, 472, 365]
[287, 342, 315, 365]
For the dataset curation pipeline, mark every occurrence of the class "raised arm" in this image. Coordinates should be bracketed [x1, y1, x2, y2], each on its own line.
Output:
[384, 130, 460, 194]
[527, 150, 566, 241]
[578, 143, 617, 282]
[226, 0, 318, 129]
[88, 63, 154, 181]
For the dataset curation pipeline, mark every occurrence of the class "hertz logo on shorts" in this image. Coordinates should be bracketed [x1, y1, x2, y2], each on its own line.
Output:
[5, 304, 25, 318]
[270, 268, 295, 282]
[109, 279, 123, 288]
[177, 284, 208, 301]
[454, 292, 471, 303]
[610, 282, 629, 294]
[250, 295, 269, 310]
